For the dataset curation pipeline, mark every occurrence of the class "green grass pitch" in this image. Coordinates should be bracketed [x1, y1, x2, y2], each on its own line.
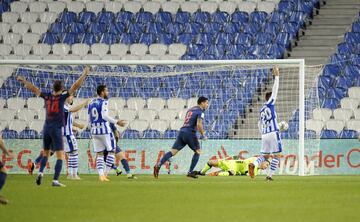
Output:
[1, 175, 359, 222]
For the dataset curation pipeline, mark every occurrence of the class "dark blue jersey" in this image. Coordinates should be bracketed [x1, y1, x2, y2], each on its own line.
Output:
[40, 91, 69, 128]
[180, 106, 205, 133]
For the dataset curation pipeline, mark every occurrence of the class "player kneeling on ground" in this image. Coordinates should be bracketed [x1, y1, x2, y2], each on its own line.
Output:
[196, 157, 269, 177]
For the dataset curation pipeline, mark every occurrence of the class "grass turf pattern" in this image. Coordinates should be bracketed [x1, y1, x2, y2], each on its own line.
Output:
[1, 175, 359, 222]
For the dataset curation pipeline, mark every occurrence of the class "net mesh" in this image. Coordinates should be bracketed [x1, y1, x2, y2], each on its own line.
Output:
[0, 61, 323, 175]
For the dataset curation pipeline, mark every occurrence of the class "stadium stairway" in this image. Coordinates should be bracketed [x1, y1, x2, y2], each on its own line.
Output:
[288, 0, 360, 65]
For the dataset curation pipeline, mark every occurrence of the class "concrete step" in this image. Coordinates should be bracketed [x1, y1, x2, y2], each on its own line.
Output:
[312, 18, 355, 25]
[305, 28, 348, 36]
[317, 9, 360, 15]
[290, 49, 333, 57]
[296, 39, 340, 47]
[300, 35, 343, 40]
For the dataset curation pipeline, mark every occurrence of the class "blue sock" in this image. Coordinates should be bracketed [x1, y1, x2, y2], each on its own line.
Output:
[0, 172, 7, 191]
[53, 159, 63, 181]
[189, 153, 200, 173]
[121, 159, 130, 174]
[39, 156, 48, 174]
[111, 164, 117, 170]
[159, 151, 173, 167]
[34, 154, 43, 165]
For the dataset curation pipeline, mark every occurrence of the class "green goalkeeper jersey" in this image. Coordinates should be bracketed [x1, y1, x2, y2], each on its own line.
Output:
[217, 157, 260, 176]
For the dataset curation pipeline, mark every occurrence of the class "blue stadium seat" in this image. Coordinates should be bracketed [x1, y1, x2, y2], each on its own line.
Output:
[145, 22, 164, 34]
[122, 129, 140, 139]
[115, 11, 133, 25]
[119, 33, 137, 44]
[184, 22, 202, 34]
[80, 33, 99, 45]
[268, 11, 287, 24]
[321, 98, 339, 109]
[320, 130, 338, 139]
[62, 33, 78, 45]
[352, 22, 360, 33]
[267, 43, 285, 59]
[59, 11, 77, 24]
[100, 33, 118, 45]
[304, 130, 316, 138]
[176, 33, 193, 45]
[212, 11, 230, 23]
[335, 76, 352, 90]
[79, 11, 96, 24]
[155, 11, 172, 23]
[143, 129, 161, 139]
[231, 11, 249, 23]
[281, 22, 298, 38]
[41, 32, 60, 45]
[329, 53, 348, 69]
[135, 11, 154, 23]
[68, 22, 86, 34]
[128, 23, 144, 34]
[289, 11, 306, 26]
[88, 22, 108, 34]
[263, 22, 279, 34]
[318, 75, 332, 89]
[339, 130, 358, 139]
[250, 11, 268, 24]
[186, 44, 206, 57]
[278, 1, 295, 13]
[109, 22, 126, 34]
[233, 33, 252, 46]
[275, 32, 292, 49]
[138, 33, 156, 45]
[193, 11, 211, 23]
[243, 22, 261, 34]
[214, 33, 231, 45]
[256, 32, 274, 45]
[166, 23, 184, 35]
[19, 129, 38, 139]
[203, 22, 222, 34]
[164, 130, 178, 139]
[344, 32, 360, 44]
[175, 11, 191, 24]
[2, 129, 18, 139]
[157, 33, 174, 45]
[223, 22, 241, 34]
[344, 64, 359, 79]
[50, 22, 68, 33]
[322, 64, 340, 77]
[97, 11, 115, 24]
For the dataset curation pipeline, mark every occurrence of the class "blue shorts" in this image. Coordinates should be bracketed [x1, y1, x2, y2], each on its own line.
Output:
[172, 131, 200, 151]
[43, 126, 64, 151]
[0, 161, 3, 169]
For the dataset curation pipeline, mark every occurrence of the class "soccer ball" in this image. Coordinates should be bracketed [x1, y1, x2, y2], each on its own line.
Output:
[278, 121, 289, 132]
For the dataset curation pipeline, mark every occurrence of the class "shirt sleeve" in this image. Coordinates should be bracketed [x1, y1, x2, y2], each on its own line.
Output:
[266, 76, 279, 105]
[109, 123, 117, 132]
[61, 90, 70, 100]
[39, 92, 49, 99]
[101, 101, 117, 124]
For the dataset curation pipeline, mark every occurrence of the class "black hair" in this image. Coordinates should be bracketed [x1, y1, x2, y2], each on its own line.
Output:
[265, 92, 272, 102]
[53, 80, 64, 92]
[97, 84, 107, 96]
[197, 96, 208, 105]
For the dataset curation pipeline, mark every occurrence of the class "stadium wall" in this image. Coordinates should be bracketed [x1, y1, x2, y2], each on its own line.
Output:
[2, 139, 359, 175]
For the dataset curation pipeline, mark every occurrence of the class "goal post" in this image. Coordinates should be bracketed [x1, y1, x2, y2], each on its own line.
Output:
[0, 59, 322, 176]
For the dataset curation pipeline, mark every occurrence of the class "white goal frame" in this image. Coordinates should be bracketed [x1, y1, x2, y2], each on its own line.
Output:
[0, 59, 306, 176]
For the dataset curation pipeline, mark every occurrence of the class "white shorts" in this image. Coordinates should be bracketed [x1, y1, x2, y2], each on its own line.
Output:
[63, 135, 78, 153]
[261, 131, 282, 154]
[92, 133, 115, 153]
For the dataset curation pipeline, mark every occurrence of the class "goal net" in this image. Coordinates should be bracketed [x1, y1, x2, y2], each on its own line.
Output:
[0, 60, 322, 176]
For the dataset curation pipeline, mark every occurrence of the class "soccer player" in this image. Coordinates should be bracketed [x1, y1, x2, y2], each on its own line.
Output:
[153, 96, 209, 179]
[0, 134, 14, 204]
[17, 66, 89, 187]
[197, 156, 269, 177]
[63, 96, 90, 180]
[249, 66, 281, 181]
[88, 85, 126, 182]
[106, 123, 137, 179]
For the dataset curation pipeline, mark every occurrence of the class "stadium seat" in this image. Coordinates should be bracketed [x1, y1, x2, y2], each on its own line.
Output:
[0, 44, 12, 56]
[333, 108, 353, 122]
[354, 109, 360, 120]
[86, 1, 104, 14]
[122, 129, 140, 139]
[150, 120, 169, 133]
[91, 43, 109, 57]
[1, 129, 18, 139]
[32, 44, 51, 56]
[306, 119, 324, 135]
[67, 1, 85, 13]
[320, 130, 338, 139]
[10, 1, 28, 13]
[104, 1, 123, 13]
[48, 1, 66, 13]
[18, 129, 38, 139]
[162, 1, 180, 14]
[7, 97, 25, 110]
[11, 22, 29, 35]
[346, 119, 360, 132]
[123, 1, 142, 14]
[52, 43, 71, 57]
[325, 120, 345, 134]
[348, 87, 360, 99]
[322, 98, 339, 109]
[129, 119, 149, 133]
[0, 98, 6, 109]
[339, 129, 358, 139]
[40, 12, 57, 24]
[118, 109, 137, 122]
[9, 119, 27, 133]
[72, 43, 90, 57]
[29, 1, 47, 13]
[30, 23, 49, 35]
[138, 109, 157, 122]
[143, 1, 161, 14]
[0, 109, 15, 121]
[149, 44, 167, 56]
[3, 33, 21, 45]
[158, 109, 178, 121]
[167, 98, 187, 110]
[147, 97, 166, 111]
[312, 108, 332, 122]
[178, 109, 188, 120]
[164, 129, 178, 139]
[340, 98, 359, 110]
[181, 1, 199, 14]
[2, 12, 19, 24]
[108, 97, 126, 110]
[143, 129, 161, 139]
[238, 1, 256, 14]
[0, 22, 11, 35]
[130, 43, 148, 56]
[170, 119, 183, 130]
[22, 33, 40, 45]
[219, 1, 237, 14]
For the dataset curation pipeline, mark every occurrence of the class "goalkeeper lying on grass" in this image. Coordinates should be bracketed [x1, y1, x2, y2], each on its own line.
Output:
[196, 157, 270, 176]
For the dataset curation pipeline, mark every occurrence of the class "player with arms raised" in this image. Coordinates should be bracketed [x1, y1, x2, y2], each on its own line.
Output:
[88, 85, 126, 182]
[153, 96, 209, 179]
[17, 67, 89, 187]
[249, 66, 282, 181]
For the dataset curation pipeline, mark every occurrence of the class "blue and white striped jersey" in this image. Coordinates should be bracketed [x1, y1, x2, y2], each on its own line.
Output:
[63, 104, 73, 136]
[88, 98, 117, 135]
[259, 76, 279, 134]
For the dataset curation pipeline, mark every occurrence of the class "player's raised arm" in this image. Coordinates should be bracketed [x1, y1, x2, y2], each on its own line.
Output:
[69, 98, 91, 113]
[16, 76, 41, 97]
[100, 100, 126, 127]
[266, 66, 280, 105]
[68, 66, 90, 96]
